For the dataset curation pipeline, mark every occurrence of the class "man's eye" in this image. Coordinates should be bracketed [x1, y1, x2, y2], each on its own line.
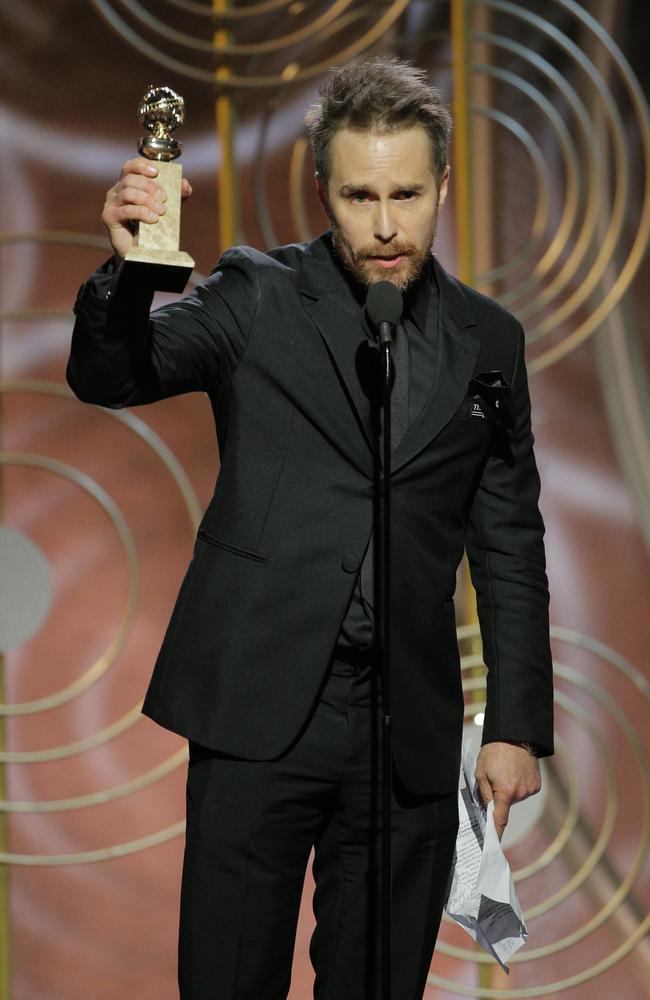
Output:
[349, 192, 370, 203]
[395, 190, 417, 200]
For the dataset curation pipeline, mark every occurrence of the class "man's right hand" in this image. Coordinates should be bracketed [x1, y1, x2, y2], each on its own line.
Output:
[102, 157, 193, 260]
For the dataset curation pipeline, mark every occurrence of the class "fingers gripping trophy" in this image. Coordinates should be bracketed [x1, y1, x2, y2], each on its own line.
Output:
[123, 85, 195, 292]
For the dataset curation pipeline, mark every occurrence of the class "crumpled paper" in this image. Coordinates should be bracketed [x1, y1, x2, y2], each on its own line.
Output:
[444, 743, 528, 972]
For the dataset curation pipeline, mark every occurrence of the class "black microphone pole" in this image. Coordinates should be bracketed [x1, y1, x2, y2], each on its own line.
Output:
[364, 281, 403, 1000]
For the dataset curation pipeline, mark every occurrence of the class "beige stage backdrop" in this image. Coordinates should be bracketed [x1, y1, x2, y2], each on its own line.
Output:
[1, 1, 649, 998]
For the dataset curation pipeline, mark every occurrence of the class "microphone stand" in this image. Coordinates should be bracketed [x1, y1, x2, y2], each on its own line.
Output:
[365, 280, 402, 1000]
[377, 318, 394, 1000]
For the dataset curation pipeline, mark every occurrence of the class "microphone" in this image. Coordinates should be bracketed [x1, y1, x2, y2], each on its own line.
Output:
[364, 281, 403, 345]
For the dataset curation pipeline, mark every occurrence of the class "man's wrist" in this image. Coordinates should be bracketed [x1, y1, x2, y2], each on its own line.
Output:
[501, 739, 541, 758]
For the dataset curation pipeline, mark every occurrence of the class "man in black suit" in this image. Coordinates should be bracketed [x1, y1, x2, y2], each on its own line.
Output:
[68, 58, 553, 1000]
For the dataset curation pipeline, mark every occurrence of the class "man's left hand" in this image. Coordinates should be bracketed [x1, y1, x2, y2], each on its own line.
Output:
[474, 742, 541, 840]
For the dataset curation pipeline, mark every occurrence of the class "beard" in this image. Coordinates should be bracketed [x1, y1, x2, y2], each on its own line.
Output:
[330, 209, 439, 291]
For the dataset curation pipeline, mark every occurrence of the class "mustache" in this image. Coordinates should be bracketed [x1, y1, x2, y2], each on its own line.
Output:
[356, 242, 416, 259]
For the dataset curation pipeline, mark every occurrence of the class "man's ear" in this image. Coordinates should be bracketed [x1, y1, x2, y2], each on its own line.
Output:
[315, 173, 334, 221]
[438, 166, 450, 208]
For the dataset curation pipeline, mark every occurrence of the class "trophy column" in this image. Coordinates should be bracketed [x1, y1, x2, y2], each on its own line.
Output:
[123, 85, 195, 293]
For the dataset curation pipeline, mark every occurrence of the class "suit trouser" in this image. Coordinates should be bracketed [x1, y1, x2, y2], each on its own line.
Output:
[178, 657, 459, 1000]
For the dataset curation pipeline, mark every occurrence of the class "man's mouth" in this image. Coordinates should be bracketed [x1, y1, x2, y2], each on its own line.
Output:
[369, 253, 407, 269]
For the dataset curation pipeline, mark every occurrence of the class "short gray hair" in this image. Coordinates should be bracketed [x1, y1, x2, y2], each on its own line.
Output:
[305, 56, 452, 186]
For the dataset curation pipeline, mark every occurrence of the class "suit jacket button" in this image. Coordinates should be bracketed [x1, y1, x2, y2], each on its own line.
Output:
[342, 554, 359, 573]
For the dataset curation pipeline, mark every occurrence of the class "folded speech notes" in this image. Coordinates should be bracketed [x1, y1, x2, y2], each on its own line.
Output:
[445, 744, 528, 972]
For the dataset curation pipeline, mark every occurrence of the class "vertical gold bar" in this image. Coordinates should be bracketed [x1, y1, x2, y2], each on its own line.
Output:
[472, 5, 496, 297]
[0, 667, 10, 1000]
[214, 0, 238, 253]
[452, 4, 492, 994]
[451, 0, 480, 643]
[0, 391, 11, 998]
[451, 0, 474, 286]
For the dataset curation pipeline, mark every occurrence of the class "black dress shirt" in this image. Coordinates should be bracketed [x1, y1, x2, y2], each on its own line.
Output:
[337, 257, 440, 652]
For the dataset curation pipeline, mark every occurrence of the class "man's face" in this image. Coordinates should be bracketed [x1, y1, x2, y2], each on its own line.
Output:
[318, 124, 449, 290]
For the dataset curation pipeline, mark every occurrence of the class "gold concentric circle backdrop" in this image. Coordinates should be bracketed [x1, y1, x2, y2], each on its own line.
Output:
[1, 3, 648, 998]
[434, 624, 650, 996]
[249, 0, 650, 372]
[0, 377, 202, 864]
[90, 0, 413, 86]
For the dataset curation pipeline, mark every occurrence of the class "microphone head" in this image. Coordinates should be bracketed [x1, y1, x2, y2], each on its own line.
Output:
[365, 281, 403, 330]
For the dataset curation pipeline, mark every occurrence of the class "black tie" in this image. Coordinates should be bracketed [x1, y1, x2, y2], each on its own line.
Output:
[389, 320, 410, 448]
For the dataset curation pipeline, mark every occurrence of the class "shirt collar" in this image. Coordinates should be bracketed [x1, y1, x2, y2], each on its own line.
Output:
[402, 255, 436, 334]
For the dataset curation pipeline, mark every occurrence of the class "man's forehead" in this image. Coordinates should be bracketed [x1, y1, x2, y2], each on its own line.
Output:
[330, 123, 430, 151]
[328, 124, 434, 178]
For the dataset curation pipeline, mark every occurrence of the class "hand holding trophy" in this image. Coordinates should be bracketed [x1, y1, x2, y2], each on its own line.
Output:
[122, 85, 195, 292]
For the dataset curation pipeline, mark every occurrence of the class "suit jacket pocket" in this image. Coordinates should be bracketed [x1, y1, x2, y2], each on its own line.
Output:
[196, 527, 267, 563]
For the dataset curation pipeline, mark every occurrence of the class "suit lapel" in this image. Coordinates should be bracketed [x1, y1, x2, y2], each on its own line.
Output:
[392, 258, 480, 474]
[296, 237, 480, 478]
[297, 235, 377, 475]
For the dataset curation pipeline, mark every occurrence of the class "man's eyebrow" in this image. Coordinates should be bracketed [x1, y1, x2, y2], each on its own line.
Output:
[339, 184, 375, 195]
[338, 183, 426, 194]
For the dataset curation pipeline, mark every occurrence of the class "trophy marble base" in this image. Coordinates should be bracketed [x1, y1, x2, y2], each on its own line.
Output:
[122, 160, 194, 292]
[122, 247, 195, 293]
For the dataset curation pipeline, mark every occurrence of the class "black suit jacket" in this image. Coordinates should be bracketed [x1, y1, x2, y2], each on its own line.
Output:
[68, 232, 553, 796]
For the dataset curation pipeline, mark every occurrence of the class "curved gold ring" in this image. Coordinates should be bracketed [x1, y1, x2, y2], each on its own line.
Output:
[90, 0, 411, 88]
[0, 820, 186, 866]
[0, 748, 188, 813]
[435, 624, 649, 991]
[163, 0, 296, 18]
[118, 0, 353, 55]
[0, 450, 139, 718]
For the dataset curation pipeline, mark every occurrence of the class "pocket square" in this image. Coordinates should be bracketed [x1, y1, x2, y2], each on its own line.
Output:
[467, 371, 513, 430]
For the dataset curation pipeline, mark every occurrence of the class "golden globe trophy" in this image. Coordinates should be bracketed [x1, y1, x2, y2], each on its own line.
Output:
[123, 85, 195, 292]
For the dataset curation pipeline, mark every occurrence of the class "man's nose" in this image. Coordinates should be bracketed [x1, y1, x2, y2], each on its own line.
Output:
[373, 202, 397, 243]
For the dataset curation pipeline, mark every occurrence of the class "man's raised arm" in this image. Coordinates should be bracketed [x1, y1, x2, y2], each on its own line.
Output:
[67, 161, 257, 409]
